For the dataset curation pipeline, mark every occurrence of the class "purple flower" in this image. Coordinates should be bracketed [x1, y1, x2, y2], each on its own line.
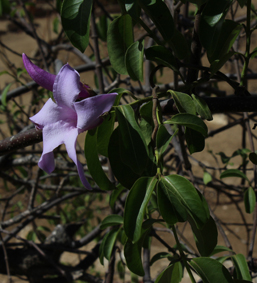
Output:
[23, 54, 117, 189]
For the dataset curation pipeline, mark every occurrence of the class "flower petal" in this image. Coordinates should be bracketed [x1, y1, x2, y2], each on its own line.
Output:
[30, 98, 77, 129]
[22, 53, 55, 91]
[37, 121, 77, 173]
[64, 128, 92, 190]
[38, 151, 55, 173]
[53, 64, 81, 109]
[74, 93, 117, 131]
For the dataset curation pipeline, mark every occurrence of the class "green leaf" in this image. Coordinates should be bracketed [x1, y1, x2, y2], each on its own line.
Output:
[139, 0, 175, 42]
[220, 169, 249, 181]
[125, 40, 144, 81]
[124, 0, 141, 19]
[1, 83, 12, 108]
[250, 47, 257, 59]
[140, 101, 153, 126]
[96, 112, 116, 157]
[203, 171, 212, 185]
[185, 128, 205, 154]
[0, 0, 11, 16]
[168, 29, 190, 60]
[100, 215, 124, 230]
[191, 94, 213, 121]
[249, 152, 257, 165]
[124, 238, 145, 276]
[165, 113, 208, 137]
[145, 45, 179, 72]
[191, 216, 218, 256]
[232, 254, 251, 281]
[85, 129, 116, 191]
[156, 125, 171, 151]
[190, 257, 233, 283]
[103, 228, 120, 260]
[116, 105, 149, 174]
[96, 15, 109, 42]
[107, 14, 134, 75]
[244, 187, 256, 214]
[168, 90, 196, 115]
[150, 252, 173, 266]
[210, 245, 234, 256]
[157, 181, 188, 225]
[237, 0, 246, 8]
[155, 262, 183, 283]
[53, 17, 59, 34]
[210, 51, 236, 75]
[160, 175, 209, 229]
[110, 184, 126, 210]
[124, 177, 157, 242]
[108, 127, 141, 189]
[209, 20, 241, 63]
[61, 0, 93, 52]
[99, 233, 108, 264]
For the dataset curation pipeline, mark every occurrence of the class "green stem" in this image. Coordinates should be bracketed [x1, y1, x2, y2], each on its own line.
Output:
[171, 226, 196, 283]
[240, 0, 251, 86]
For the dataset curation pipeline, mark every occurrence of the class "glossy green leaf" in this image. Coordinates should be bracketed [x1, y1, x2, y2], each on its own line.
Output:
[100, 215, 124, 230]
[232, 254, 251, 281]
[140, 118, 153, 145]
[85, 129, 115, 191]
[249, 152, 257, 165]
[124, 238, 145, 276]
[199, 0, 233, 62]
[203, 171, 212, 185]
[190, 257, 233, 283]
[140, 101, 153, 126]
[110, 184, 126, 210]
[220, 169, 249, 181]
[139, 0, 175, 42]
[124, 177, 157, 242]
[244, 187, 256, 214]
[0, 0, 11, 16]
[250, 47, 257, 59]
[124, 0, 141, 19]
[99, 232, 109, 264]
[156, 125, 171, 152]
[191, 94, 213, 121]
[237, 0, 246, 7]
[150, 252, 173, 266]
[165, 113, 208, 137]
[168, 90, 196, 115]
[96, 112, 116, 157]
[210, 245, 234, 256]
[233, 280, 253, 283]
[1, 83, 12, 108]
[145, 46, 179, 72]
[191, 216, 218, 256]
[104, 228, 120, 260]
[61, 0, 93, 52]
[155, 262, 183, 283]
[160, 175, 209, 229]
[185, 128, 205, 154]
[96, 15, 109, 42]
[116, 105, 149, 174]
[209, 20, 241, 63]
[157, 180, 187, 225]
[108, 127, 141, 189]
[210, 51, 236, 75]
[107, 14, 134, 74]
[53, 17, 59, 34]
[169, 29, 190, 60]
[125, 40, 144, 81]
